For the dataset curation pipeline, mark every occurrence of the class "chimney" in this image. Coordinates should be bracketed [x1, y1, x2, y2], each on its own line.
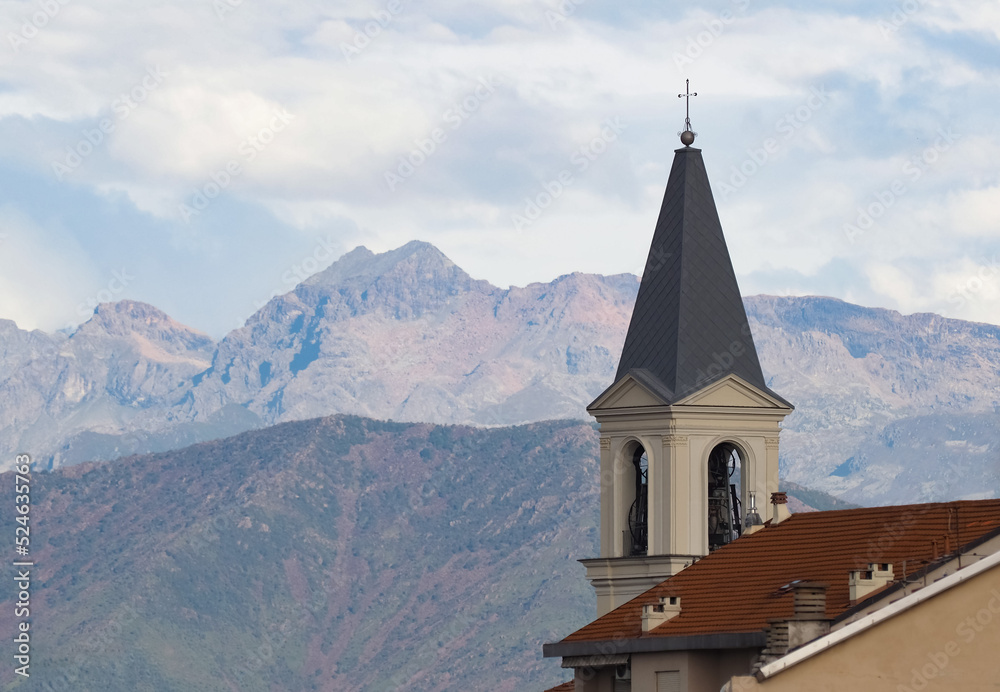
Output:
[755, 581, 829, 673]
[641, 595, 681, 633]
[791, 582, 828, 619]
[771, 491, 791, 524]
[849, 563, 894, 602]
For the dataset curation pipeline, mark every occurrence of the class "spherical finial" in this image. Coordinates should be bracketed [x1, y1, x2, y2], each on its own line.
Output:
[680, 130, 696, 146]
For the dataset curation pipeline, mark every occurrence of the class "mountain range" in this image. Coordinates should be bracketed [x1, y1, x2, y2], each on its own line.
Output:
[1, 241, 998, 504]
[0, 412, 861, 692]
[0, 416, 601, 691]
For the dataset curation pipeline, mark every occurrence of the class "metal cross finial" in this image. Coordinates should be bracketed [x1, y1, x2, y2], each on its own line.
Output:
[678, 79, 698, 146]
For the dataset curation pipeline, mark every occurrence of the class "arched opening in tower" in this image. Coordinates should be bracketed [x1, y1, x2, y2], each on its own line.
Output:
[627, 446, 648, 556]
[708, 442, 743, 551]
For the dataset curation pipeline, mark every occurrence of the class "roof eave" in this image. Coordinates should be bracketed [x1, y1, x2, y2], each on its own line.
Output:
[543, 631, 766, 658]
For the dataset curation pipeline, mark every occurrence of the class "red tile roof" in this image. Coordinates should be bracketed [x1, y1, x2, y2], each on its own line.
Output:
[543, 682, 574, 692]
[561, 499, 1000, 643]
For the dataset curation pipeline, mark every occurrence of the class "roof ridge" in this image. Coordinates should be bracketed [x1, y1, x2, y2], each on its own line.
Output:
[778, 497, 1000, 518]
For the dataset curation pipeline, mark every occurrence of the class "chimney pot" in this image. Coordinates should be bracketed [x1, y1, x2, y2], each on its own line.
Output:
[771, 492, 791, 524]
[791, 582, 828, 617]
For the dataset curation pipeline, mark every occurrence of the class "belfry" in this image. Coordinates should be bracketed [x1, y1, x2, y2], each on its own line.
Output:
[581, 89, 794, 617]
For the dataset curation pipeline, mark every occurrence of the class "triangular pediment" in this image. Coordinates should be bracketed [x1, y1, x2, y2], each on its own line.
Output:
[674, 374, 790, 409]
[588, 371, 671, 411]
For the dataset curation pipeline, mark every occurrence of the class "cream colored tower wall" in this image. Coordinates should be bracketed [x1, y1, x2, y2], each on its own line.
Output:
[764, 435, 781, 522]
[598, 435, 614, 558]
[657, 433, 690, 556]
[585, 375, 791, 616]
[590, 374, 791, 560]
[601, 433, 656, 558]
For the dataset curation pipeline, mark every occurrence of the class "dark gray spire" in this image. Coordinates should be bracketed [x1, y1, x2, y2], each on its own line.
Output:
[612, 146, 790, 406]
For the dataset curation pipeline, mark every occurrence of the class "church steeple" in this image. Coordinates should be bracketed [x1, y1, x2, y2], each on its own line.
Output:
[581, 113, 794, 619]
[611, 145, 790, 408]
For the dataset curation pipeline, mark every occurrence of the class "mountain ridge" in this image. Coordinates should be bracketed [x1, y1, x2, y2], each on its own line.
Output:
[0, 415, 603, 692]
[1, 242, 997, 504]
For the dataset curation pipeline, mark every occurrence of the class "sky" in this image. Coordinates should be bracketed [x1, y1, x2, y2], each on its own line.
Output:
[0, 0, 998, 338]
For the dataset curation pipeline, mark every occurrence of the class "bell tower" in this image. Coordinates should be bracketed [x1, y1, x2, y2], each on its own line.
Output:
[581, 103, 794, 617]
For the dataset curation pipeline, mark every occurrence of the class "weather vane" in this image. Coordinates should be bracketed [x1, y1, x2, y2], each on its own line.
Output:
[678, 79, 697, 146]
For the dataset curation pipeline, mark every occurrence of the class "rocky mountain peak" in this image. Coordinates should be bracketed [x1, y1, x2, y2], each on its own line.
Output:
[303, 240, 465, 290]
[258, 240, 491, 324]
[76, 300, 215, 353]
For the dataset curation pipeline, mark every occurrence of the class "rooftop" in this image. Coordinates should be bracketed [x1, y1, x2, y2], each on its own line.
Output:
[542, 682, 574, 692]
[546, 499, 1000, 654]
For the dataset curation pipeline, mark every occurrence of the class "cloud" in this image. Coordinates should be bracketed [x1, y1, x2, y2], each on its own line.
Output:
[0, 0, 997, 333]
[0, 206, 99, 331]
[933, 255, 1000, 324]
[943, 184, 1000, 238]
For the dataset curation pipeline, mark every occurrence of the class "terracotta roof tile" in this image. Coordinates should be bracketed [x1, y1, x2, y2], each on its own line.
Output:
[561, 499, 1000, 643]
[543, 682, 574, 692]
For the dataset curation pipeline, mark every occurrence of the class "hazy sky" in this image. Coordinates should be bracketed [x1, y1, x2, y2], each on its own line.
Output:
[1, 0, 998, 337]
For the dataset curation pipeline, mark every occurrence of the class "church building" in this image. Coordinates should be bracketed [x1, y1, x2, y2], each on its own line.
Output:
[541, 96, 1000, 692]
